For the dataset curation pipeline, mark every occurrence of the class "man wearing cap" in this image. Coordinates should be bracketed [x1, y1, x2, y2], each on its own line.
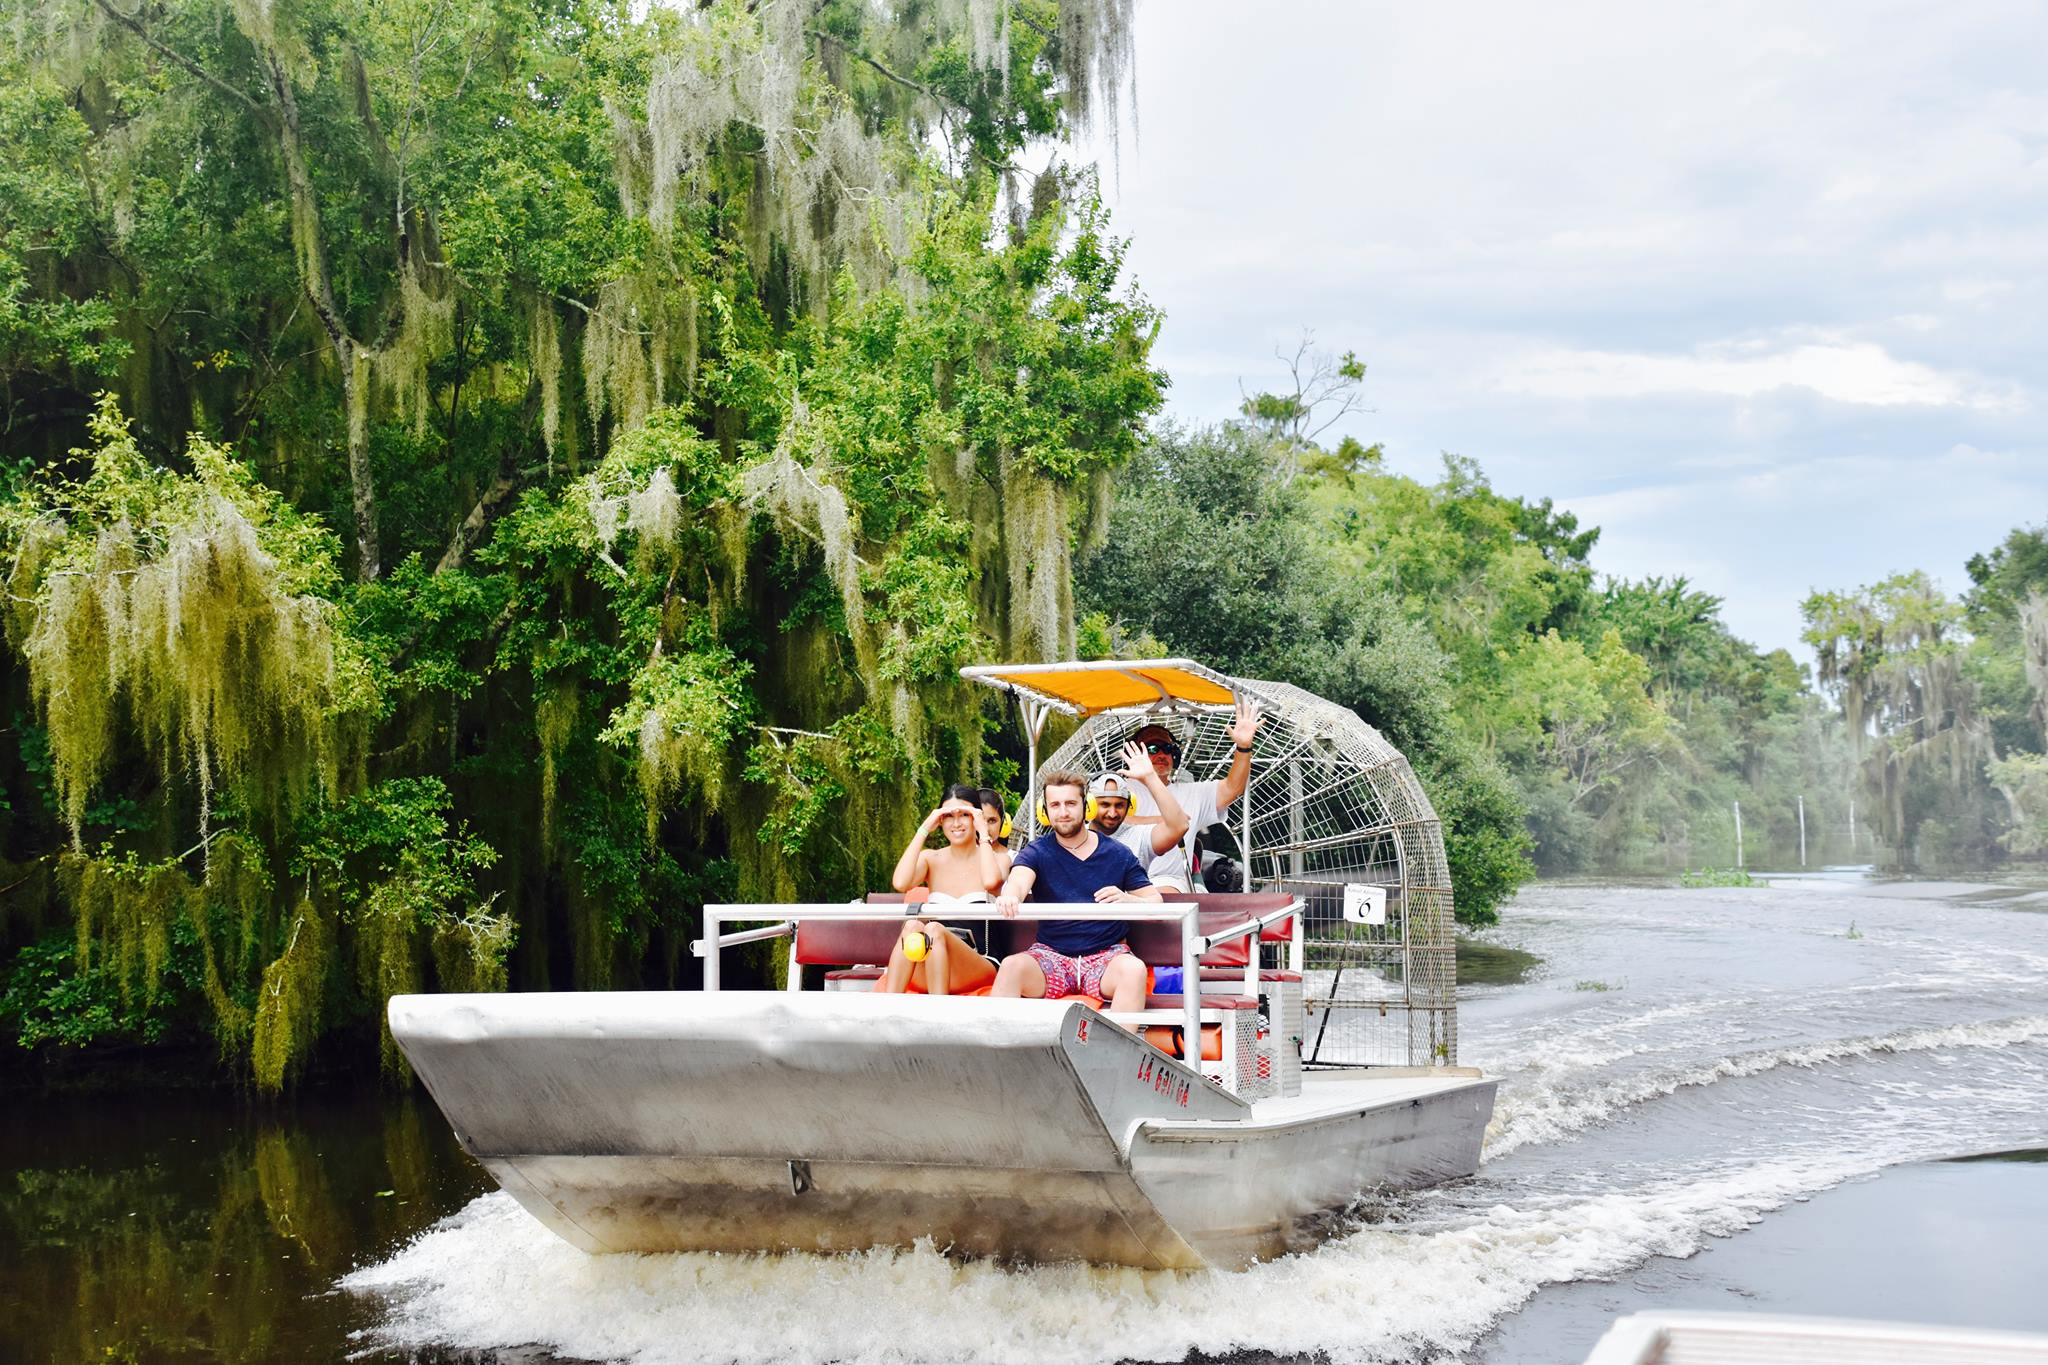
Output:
[1091, 741, 1191, 868]
[1124, 695, 1264, 892]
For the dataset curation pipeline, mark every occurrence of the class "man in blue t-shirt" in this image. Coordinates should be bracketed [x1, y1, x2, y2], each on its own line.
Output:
[991, 768, 1161, 1012]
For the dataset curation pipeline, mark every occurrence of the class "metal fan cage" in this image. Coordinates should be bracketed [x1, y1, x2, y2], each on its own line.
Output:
[1034, 675, 1457, 1068]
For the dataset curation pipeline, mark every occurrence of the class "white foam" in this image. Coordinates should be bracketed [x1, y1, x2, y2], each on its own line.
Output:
[1483, 1013, 2048, 1157]
[344, 1139, 1933, 1365]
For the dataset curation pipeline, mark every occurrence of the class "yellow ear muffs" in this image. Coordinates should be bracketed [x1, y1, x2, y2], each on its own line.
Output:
[1035, 800, 1047, 827]
[1037, 796, 1100, 824]
[999, 815, 1012, 839]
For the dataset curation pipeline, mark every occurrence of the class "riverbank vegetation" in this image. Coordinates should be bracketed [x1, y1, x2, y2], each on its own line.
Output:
[1077, 415, 1854, 894]
[1801, 528, 2048, 870]
[2, 0, 2042, 1086]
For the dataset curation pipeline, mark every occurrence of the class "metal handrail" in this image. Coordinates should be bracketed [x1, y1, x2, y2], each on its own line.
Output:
[697, 901, 1206, 1047]
[1196, 897, 1304, 955]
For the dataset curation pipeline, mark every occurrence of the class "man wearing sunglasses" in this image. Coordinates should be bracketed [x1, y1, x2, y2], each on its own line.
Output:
[1123, 695, 1264, 892]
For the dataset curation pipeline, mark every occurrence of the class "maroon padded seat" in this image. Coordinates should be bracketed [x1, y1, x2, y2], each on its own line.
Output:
[794, 918, 905, 968]
[826, 968, 1292, 993]
[1122, 893, 1296, 969]
[794, 894, 1001, 967]
[794, 891, 1296, 970]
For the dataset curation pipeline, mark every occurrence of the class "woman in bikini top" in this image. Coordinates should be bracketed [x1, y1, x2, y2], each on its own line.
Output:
[878, 785, 1005, 996]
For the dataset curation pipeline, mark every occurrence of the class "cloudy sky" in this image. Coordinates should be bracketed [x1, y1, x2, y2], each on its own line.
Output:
[1073, 0, 2047, 659]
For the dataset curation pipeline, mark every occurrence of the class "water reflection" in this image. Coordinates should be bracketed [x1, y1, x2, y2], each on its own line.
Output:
[0, 1086, 488, 1362]
[1456, 936, 1541, 988]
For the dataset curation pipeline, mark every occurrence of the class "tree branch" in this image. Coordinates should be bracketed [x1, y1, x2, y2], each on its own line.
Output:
[808, 28, 949, 107]
[254, 42, 382, 580]
[434, 470, 523, 575]
[348, 45, 401, 186]
[92, 0, 272, 124]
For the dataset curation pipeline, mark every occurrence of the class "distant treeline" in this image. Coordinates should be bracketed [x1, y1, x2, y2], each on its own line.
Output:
[1079, 411, 2048, 897]
[1080, 419, 1844, 897]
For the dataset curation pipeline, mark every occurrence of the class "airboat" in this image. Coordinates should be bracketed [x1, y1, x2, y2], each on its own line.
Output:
[390, 659, 1495, 1270]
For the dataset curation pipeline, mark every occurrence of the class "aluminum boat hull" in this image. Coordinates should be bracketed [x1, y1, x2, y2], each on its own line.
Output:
[389, 991, 1495, 1270]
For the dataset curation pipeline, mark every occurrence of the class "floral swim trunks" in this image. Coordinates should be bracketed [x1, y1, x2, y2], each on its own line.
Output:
[1026, 941, 1133, 1000]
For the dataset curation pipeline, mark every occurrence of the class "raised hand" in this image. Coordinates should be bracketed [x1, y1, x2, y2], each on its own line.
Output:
[1118, 739, 1153, 782]
[1228, 695, 1264, 749]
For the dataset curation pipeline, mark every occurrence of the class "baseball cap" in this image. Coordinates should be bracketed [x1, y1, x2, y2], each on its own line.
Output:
[1088, 773, 1131, 802]
[1130, 722, 1180, 756]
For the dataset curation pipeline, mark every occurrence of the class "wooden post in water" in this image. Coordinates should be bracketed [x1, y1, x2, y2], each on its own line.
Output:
[1798, 795, 1807, 867]
[1733, 801, 1744, 870]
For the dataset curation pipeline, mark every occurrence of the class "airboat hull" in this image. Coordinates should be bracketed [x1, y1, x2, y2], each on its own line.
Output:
[389, 990, 1494, 1270]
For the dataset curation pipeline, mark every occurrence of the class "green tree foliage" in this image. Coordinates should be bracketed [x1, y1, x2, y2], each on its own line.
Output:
[1293, 419, 1837, 875]
[1084, 363, 1858, 892]
[0, 80, 129, 428]
[0, 0, 1161, 1082]
[1486, 628, 1672, 864]
[1074, 423, 1534, 923]
[1801, 533, 2048, 873]
[1803, 572, 2001, 867]
[1964, 524, 2048, 757]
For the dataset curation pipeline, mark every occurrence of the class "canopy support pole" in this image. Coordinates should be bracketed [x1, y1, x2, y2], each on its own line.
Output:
[1021, 698, 1051, 841]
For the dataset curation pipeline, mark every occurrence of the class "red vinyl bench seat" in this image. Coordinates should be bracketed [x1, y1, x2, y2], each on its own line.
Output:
[796, 892, 1298, 971]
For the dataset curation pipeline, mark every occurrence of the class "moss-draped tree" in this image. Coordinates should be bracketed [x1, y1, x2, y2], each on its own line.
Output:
[0, 0, 1161, 1084]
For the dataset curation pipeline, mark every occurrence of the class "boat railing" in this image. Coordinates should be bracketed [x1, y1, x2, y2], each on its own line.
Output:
[694, 899, 1302, 1050]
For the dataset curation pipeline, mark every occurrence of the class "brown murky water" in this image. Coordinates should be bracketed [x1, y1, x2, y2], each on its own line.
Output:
[0, 1086, 487, 1362]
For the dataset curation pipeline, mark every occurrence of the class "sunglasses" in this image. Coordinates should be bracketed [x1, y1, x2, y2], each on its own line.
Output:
[1140, 741, 1180, 756]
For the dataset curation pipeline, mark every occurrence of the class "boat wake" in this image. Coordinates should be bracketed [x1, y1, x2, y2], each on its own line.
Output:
[1483, 1012, 2048, 1157]
[341, 1142, 1933, 1365]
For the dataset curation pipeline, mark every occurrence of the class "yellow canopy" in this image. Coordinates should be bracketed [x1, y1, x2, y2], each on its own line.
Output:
[959, 658, 1240, 717]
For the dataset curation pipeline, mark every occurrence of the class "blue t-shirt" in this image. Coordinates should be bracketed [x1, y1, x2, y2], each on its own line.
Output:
[1012, 832, 1152, 957]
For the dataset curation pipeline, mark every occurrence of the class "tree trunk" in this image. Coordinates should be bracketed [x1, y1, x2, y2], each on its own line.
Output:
[344, 342, 381, 581]
[263, 48, 382, 580]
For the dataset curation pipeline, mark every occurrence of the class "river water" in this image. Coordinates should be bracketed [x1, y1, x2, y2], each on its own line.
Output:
[5, 874, 2047, 1362]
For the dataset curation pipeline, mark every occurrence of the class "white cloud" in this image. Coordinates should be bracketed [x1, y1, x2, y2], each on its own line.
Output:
[1070, 0, 2048, 660]
[1941, 278, 2016, 303]
[1549, 444, 2041, 650]
[1497, 338, 2022, 411]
